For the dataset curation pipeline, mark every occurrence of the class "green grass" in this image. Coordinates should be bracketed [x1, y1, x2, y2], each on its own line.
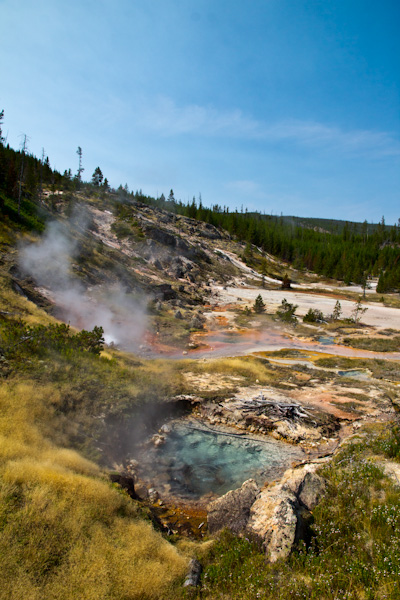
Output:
[370, 425, 400, 461]
[315, 356, 400, 383]
[0, 192, 45, 232]
[343, 336, 400, 353]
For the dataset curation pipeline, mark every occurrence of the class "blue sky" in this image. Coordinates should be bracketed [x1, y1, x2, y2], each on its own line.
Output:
[1, 0, 399, 223]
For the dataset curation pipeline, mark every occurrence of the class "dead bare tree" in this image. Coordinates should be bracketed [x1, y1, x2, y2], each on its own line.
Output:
[38, 147, 45, 203]
[76, 146, 84, 189]
[18, 134, 29, 215]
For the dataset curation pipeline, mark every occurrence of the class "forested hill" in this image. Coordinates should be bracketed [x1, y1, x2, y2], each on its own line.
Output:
[126, 191, 400, 292]
[0, 109, 399, 293]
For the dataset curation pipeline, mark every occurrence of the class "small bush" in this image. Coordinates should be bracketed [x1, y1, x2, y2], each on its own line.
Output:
[276, 298, 298, 323]
[303, 308, 324, 323]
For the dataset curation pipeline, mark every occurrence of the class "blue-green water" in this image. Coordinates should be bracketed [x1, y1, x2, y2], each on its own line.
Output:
[318, 335, 335, 345]
[134, 420, 305, 500]
[338, 369, 371, 381]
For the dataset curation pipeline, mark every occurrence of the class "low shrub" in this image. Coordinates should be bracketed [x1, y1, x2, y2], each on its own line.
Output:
[303, 308, 324, 323]
[276, 298, 298, 323]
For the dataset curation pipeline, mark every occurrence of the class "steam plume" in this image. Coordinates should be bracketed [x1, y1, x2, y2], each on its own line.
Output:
[19, 211, 147, 350]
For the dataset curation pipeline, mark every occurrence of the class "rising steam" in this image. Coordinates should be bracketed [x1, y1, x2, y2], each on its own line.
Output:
[19, 210, 148, 350]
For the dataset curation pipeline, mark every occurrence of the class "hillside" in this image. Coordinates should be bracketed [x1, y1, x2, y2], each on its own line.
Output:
[0, 137, 400, 598]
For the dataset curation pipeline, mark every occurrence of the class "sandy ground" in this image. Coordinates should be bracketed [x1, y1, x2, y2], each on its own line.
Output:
[211, 284, 400, 330]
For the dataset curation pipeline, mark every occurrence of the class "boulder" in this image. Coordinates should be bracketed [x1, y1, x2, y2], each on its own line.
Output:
[246, 486, 298, 563]
[207, 479, 260, 534]
[281, 465, 327, 511]
[246, 464, 327, 562]
[154, 284, 176, 301]
[298, 472, 327, 511]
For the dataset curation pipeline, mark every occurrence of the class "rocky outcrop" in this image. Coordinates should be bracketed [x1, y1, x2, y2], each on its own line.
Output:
[247, 486, 299, 562]
[142, 224, 210, 263]
[198, 392, 340, 443]
[109, 473, 138, 500]
[207, 463, 327, 563]
[246, 464, 327, 562]
[154, 284, 177, 301]
[198, 223, 222, 240]
[208, 479, 260, 534]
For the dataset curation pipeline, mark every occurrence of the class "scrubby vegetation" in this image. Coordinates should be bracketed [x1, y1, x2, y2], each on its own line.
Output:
[315, 356, 400, 385]
[0, 289, 197, 600]
[343, 335, 400, 353]
[303, 308, 324, 323]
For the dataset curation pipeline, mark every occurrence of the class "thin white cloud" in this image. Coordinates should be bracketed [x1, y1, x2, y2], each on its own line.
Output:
[226, 180, 263, 194]
[139, 97, 400, 158]
[140, 96, 260, 137]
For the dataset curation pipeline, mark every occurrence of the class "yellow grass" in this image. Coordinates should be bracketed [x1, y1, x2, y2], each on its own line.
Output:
[190, 356, 275, 386]
[0, 272, 55, 326]
[0, 380, 190, 599]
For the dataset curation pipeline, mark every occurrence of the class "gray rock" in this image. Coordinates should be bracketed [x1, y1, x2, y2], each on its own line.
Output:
[207, 479, 260, 534]
[183, 559, 202, 588]
[298, 472, 327, 511]
[152, 258, 163, 270]
[174, 310, 183, 319]
[280, 466, 327, 510]
[190, 315, 204, 329]
[148, 488, 159, 503]
[246, 486, 298, 562]
[246, 464, 327, 562]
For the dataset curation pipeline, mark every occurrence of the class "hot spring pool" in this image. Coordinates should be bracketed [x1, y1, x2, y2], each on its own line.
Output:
[132, 419, 305, 500]
[338, 369, 371, 381]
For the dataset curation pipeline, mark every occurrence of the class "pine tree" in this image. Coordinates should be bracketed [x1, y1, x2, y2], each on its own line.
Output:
[276, 298, 298, 323]
[18, 134, 29, 215]
[253, 294, 266, 314]
[332, 300, 342, 321]
[91, 166, 103, 186]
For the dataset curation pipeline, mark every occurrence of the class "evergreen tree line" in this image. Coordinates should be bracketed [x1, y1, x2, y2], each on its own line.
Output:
[0, 110, 398, 292]
[0, 111, 108, 230]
